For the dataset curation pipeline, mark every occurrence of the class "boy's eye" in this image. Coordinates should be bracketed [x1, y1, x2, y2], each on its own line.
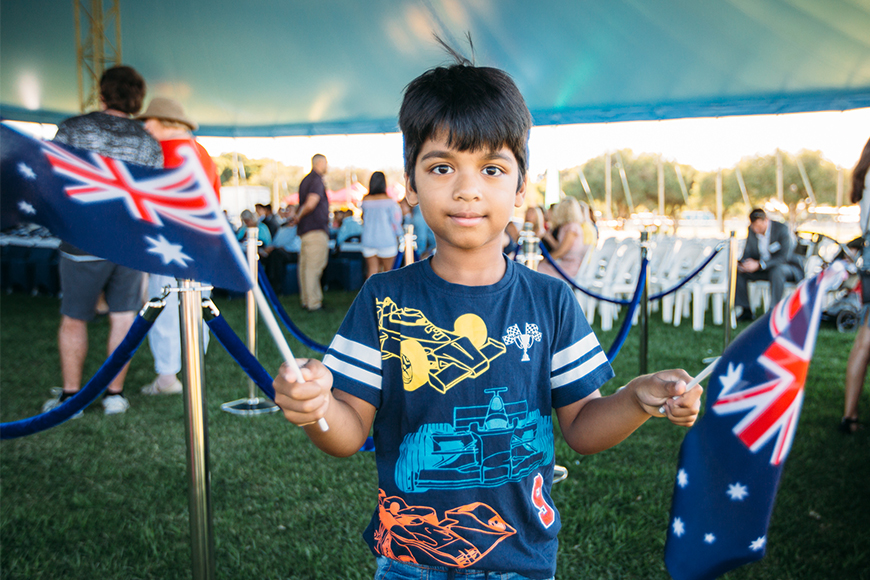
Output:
[431, 164, 453, 175]
[483, 166, 504, 177]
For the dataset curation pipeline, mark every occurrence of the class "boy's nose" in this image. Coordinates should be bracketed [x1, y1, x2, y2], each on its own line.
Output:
[453, 171, 482, 202]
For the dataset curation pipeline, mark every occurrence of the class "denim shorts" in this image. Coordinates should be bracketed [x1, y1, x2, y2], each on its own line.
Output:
[374, 556, 554, 580]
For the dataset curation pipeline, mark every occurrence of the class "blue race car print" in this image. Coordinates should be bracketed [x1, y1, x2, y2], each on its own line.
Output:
[395, 387, 554, 493]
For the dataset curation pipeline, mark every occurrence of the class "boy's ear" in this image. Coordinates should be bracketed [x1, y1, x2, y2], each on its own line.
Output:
[514, 176, 528, 208]
[404, 173, 419, 207]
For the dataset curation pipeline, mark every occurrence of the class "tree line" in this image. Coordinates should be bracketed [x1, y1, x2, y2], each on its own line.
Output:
[558, 149, 849, 221]
[213, 149, 851, 221]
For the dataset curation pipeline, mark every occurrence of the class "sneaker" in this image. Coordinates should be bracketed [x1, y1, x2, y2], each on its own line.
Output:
[42, 387, 84, 419]
[141, 377, 183, 395]
[102, 393, 130, 415]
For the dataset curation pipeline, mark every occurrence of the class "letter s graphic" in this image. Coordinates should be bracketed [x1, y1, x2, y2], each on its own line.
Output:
[531, 473, 555, 528]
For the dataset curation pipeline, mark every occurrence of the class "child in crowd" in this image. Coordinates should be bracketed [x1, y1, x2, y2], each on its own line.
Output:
[273, 51, 701, 580]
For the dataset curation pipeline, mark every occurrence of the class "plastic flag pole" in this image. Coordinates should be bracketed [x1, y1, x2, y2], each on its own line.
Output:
[252, 284, 329, 432]
[661, 356, 720, 415]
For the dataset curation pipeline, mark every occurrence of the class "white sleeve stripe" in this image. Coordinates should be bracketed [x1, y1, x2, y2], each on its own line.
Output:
[550, 351, 610, 390]
[551, 334, 600, 372]
[328, 334, 382, 370]
[323, 354, 383, 390]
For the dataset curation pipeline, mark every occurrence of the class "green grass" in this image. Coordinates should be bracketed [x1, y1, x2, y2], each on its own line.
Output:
[1, 290, 867, 580]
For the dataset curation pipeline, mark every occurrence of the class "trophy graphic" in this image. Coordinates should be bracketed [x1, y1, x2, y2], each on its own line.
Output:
[503, 323, 542, 362]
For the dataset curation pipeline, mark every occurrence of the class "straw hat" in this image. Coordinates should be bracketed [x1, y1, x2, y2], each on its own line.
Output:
[136, 97, 198, 131]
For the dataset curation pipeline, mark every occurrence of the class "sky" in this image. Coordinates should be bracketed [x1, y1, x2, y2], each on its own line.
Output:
[194, 108, 870, 178]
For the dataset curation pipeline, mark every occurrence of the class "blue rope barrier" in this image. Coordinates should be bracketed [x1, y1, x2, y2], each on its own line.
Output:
[539, 242, 724, 303]
[540, 245, 632, 305]
[649, 244, 723, 300]
[1, 312, 157, 439]
[206, 313, 277, 400]
[206, 310, 375, 452]
[258, 263, 329, 353]
[605, 258, 648, 362]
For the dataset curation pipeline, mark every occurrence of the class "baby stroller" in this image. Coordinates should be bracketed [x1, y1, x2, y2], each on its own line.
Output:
[798, 231, 863, 333]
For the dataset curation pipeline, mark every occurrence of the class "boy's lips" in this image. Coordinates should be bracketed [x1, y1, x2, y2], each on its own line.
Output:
[450, 212, 485, 226]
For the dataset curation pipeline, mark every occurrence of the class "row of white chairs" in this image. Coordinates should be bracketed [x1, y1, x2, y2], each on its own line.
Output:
[568, 235, 737, 332]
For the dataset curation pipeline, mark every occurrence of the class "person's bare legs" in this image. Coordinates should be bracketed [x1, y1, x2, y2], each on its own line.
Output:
[843, 324, 870, 431]
[58, 315, 88, 394]
[365, 255, 380, 279]
[105, 311, 136, 394]
[379, 256, 395, 273]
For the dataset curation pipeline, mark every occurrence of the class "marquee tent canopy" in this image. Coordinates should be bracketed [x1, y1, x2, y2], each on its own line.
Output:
[2, 0, 869, 137]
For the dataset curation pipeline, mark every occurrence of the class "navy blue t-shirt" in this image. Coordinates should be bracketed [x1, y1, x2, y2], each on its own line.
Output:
[297, 170, 329, 235]
[324, 258, 614, 578]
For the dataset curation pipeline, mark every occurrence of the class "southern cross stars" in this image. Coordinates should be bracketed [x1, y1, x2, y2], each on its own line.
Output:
[146, 235, 192, 267]
[672, 517, 685, 537]
[749, 536, 766, 551]
[17, 162, 36, 180]
[677, 468, 689, 488]
[727, 482, 749, 501]
[18, 200, 36, 215]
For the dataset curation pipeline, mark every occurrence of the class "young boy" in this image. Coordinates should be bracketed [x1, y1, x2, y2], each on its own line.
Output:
[273, 59, 701, 580]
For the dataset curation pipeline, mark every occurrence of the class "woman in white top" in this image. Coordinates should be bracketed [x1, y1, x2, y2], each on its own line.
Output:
[360, 171, 403, 279]
[843, 137, 870, 434]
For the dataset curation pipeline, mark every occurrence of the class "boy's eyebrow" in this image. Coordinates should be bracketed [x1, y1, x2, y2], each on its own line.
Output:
[419, 149, 514, 163]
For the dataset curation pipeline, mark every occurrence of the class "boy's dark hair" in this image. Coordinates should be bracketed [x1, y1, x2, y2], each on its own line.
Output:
[368, 171, 387, 195]
[399, 45, 532, 193]
[99, 65, 147, 115]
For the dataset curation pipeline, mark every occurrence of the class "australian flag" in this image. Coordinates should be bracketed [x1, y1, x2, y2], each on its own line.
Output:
[664, 263, 847, 580]
[0, 124, 251, 292]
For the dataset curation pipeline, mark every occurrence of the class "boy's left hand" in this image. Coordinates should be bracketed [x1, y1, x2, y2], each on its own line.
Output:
[630, 369, 701, 427]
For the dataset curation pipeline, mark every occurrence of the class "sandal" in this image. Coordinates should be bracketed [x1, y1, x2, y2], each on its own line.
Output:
[839, 417, 860, 434]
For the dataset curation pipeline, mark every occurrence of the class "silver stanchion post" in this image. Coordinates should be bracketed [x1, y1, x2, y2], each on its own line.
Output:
[178, 278, 215, 580]
[403, 224, 416, 266]
[517, 222, 542, 271]
[222, 226, 279, 415]
[639, 231, 649, 375]
[725, 230, 738, 348]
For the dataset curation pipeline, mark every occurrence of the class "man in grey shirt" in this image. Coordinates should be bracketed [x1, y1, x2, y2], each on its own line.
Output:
[43, 65, 163, 416]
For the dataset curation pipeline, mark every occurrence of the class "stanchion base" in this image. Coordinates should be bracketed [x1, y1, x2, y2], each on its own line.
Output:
[220, 397, 280, 415]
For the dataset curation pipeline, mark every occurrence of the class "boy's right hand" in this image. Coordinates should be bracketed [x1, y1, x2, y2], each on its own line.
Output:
[273, 359, 333, 427]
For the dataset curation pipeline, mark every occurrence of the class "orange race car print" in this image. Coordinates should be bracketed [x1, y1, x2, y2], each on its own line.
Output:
[374, 490, 516, 568]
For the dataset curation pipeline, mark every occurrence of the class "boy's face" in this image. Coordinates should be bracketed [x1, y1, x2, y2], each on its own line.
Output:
[405, 133, 525, 255]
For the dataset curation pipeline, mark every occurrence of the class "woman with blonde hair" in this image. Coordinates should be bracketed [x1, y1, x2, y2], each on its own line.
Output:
[537, 197, 595, 280]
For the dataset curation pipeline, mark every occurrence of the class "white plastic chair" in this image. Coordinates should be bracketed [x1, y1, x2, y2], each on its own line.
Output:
[591, 238, 640, 331]
[652, 239, 707, 324]
[672, 243, 729, 331]
[572, 237, 617, 325]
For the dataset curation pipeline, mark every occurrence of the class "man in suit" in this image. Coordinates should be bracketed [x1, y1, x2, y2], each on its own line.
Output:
[735, 208, 804, 321]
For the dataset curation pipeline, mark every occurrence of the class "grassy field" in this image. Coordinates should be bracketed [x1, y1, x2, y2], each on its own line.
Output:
[1, 289, 867, 580]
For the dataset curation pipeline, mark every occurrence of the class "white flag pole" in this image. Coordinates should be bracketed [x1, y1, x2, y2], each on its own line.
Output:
[252, 285, 329, 432]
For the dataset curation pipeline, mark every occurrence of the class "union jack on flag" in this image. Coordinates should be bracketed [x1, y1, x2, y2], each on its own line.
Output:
[664, 263, 847, 580]
[0, 124, 251, 292]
